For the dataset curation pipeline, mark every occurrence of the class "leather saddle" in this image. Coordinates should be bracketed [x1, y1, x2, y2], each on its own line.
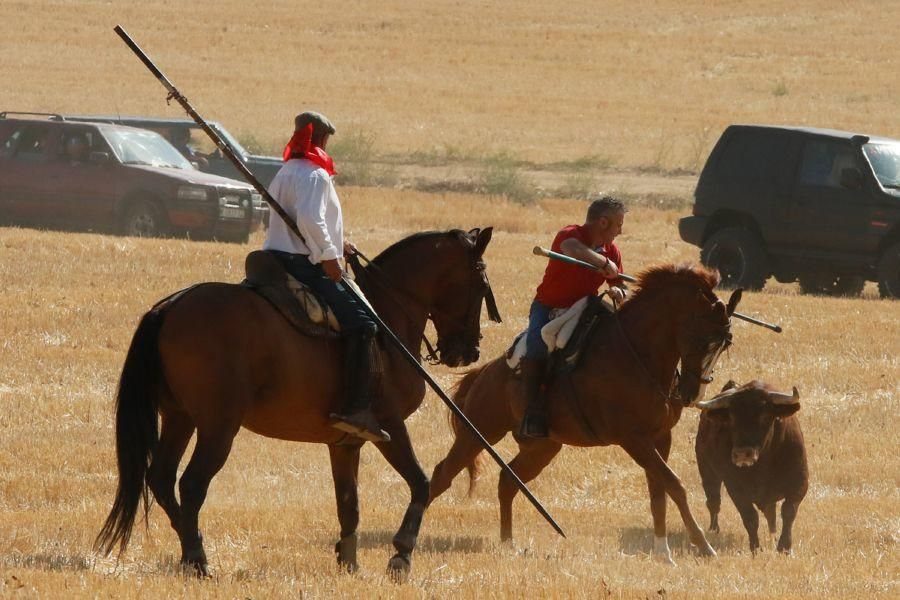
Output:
[241, 250, 340, 338]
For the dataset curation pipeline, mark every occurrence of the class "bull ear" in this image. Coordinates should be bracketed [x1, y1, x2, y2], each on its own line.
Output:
[721, 379, 738, 392]
[726, 288, 743, 316]
[473, 226, 493, 259]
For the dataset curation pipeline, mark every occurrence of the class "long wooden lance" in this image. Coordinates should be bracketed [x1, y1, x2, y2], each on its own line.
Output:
[533, 246, 783, 333]
[113, 25, 566, 538]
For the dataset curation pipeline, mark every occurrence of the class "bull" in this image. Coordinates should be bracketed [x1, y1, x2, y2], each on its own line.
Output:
[695, 380, 809, 554]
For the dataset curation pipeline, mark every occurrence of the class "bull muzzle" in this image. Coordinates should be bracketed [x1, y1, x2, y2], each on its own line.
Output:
[732, 446, 760, 467]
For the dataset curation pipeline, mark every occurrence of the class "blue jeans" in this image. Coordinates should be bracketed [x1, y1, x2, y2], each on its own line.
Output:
[270, 251, 377, 336]
[524, 299, 553, 359]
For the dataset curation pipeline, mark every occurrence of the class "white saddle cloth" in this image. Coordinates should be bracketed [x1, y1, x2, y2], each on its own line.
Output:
[506, 297, 590, 370]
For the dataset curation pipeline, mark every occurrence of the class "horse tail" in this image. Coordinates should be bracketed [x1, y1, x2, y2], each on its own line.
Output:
[95, 308, 165, 556]
[448, 365, 488, 498]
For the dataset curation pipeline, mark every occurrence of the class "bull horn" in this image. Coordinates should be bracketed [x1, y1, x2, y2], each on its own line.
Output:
[770, 386, 800, 405]
[696, 387, 739, 410]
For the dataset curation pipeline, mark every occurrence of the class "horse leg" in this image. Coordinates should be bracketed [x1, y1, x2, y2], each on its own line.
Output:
[498, 438, 561, 543]
[622, 437, 716, 558]
[177, 428, 238, 577]
[147, 409, 195, 538]
[429, 417, 508, 504]
[646, 432, 675, 565]
[328, 442, 364, 573]
[373, 420, 430, 583]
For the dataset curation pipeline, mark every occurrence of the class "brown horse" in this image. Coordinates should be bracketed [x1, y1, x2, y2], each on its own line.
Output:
[428, 264, 741, 565]
[95, 227, 498, 579]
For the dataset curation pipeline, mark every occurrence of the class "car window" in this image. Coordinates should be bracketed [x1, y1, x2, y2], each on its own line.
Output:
[57, 129, 107, 162]
[862, 142, 900, 188]
[715, 129, 796, 188]
[1, 127, 23, 158]
[12, 125, 50, 161]
[103, 128, 193, 169]
[797, 140, 856, 188]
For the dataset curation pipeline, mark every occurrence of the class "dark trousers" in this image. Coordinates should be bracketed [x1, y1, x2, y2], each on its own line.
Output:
[270, 251, 377, 336]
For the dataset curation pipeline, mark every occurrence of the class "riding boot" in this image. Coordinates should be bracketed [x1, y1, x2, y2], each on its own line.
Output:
[329, 329, 391, 443]
[518, 357, 549, 438]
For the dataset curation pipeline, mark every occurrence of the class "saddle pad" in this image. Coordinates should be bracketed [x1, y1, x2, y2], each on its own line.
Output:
[506, 295, 614, 373]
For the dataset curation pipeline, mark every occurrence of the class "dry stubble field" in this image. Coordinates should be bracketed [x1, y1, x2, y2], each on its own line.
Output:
[0, 190, 898, 598]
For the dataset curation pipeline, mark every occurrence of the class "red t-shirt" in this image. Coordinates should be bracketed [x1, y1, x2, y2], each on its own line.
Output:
[534, 224, 623, 308]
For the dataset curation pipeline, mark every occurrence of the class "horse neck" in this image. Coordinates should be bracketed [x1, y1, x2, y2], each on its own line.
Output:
[363, 254, 438, 357]
[617, 295, 683, 405]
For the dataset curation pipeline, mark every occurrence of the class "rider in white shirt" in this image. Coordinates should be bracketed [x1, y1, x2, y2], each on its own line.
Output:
[264, 112, 389, 443]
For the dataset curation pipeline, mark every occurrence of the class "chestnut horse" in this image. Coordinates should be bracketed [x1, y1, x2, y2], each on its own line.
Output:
[95, 228, 498, 579]
[429, 264, 741, 565]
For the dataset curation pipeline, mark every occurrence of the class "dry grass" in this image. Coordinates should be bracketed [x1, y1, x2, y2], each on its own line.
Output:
[0, 189, 897, 598]
[2, 1, 899, 170]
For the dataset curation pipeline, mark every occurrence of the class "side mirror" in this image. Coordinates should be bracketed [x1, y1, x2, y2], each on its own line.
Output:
[840, 167, 863, 189]
[89, 151, 111, 165]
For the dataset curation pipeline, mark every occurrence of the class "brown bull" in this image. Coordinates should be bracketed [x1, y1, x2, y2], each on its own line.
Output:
[695, 380, 809, 554]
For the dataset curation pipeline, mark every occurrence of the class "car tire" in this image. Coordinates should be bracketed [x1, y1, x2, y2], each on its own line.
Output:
[700, 227, 769, 290]
[798, 273, 865, 297]
[877, 242, 900, 299]
[122, 199, 168, 238]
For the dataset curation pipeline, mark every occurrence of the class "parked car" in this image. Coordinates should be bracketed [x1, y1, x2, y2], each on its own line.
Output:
[63, 115, 283, 188]
[680, 124, 900, 298]
[0, 113, 267, 243]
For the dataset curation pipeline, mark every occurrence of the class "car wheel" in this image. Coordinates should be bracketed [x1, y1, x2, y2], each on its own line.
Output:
[799, 273, 865, 297]
[877, 242, 900, 299]
[122, 199, 167, 238]
[700, 227, 769, 290]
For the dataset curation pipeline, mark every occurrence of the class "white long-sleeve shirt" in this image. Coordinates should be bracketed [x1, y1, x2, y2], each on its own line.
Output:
[263, 159, 343, 264]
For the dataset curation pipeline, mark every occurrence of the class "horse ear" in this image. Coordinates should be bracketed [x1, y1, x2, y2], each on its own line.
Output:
[473, 226, 493, 258]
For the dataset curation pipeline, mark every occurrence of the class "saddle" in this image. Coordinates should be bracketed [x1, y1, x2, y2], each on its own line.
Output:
[240, 250, 341, 338]
[507, 295, 616, 376]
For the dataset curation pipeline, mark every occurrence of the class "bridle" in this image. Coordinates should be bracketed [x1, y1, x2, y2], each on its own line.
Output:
[608, 292, 733, 406]
[347, 239, 501, 365]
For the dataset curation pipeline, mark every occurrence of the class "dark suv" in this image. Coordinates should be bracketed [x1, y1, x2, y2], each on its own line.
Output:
[0, 114, 267, 242]
[679, 124, 900, 298]
[63, 115, 282, 188]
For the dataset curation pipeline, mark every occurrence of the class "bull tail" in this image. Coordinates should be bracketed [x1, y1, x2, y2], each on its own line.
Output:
[94, 309, 165, 556]
[447, 365, 489, 498]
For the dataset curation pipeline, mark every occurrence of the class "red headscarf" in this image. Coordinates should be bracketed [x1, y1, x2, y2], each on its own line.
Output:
[282, 123, 336, 175]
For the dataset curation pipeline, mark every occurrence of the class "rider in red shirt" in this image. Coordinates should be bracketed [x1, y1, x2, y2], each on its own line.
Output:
[520, 196, 627, 438]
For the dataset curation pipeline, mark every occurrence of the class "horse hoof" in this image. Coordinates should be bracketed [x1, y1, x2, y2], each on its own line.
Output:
[335, 534, 359, 574]
[652, 553, 677, 567]
[181, 558, 210, 578]
[694, 542, 717, 558]
[387, 554, 410, 583]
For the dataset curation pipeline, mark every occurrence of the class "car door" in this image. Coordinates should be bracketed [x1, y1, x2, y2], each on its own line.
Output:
[787, 139, 873, 252]
[0, 122, 69, 225]
[48, 127, 121, 228]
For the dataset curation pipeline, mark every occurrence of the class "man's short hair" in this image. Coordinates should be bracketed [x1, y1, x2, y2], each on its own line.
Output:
[586, 195, 627, 222]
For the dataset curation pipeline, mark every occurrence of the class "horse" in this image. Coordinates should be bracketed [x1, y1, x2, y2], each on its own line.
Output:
[428, 264, 741, 565]
[95, 227, 500, 580]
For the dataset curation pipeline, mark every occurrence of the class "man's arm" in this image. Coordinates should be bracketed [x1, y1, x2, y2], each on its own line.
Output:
[294, 174, 343, 281]
[559, 237, 618, 278]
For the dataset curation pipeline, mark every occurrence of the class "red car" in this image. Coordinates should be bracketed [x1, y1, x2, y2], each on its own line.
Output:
[0, 113, 267, 242]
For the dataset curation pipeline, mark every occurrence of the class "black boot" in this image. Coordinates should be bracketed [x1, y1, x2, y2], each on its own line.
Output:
[329, 329, 391, 443]
[518, 357, 549, 438]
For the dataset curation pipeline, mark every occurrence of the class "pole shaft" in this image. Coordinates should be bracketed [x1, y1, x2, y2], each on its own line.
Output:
[534, 246, 782, 333]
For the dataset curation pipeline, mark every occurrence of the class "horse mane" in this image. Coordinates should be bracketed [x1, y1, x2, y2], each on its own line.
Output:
[626, 263, 720, 303]
[371, 229, 469, 265]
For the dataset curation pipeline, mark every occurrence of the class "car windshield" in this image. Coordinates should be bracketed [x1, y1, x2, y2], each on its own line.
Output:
[103, 129, 193, 169]
[863, 142, 900, 188]
[210, 123, 248, 157]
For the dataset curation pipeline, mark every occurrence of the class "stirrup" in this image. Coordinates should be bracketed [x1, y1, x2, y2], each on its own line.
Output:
[329, 411, 391, 443]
